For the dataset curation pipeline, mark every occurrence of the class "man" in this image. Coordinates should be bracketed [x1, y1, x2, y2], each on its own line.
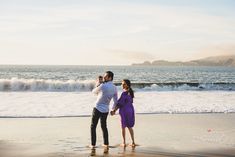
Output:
[90, 71, 118, 149]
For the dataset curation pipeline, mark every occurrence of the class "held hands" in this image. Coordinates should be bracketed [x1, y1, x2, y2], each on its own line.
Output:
[110, 110, 115, 116]
[111, 107, 118, 116]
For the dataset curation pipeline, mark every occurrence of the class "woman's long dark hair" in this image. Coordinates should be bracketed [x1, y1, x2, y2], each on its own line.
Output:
[123, 79, 134, 98]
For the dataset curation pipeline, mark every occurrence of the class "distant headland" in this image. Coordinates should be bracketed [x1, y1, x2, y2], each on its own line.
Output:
[132, 55, 235, 66]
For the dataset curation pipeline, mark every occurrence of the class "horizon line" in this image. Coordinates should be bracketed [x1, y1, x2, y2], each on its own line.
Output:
[0, 54, 234, 66]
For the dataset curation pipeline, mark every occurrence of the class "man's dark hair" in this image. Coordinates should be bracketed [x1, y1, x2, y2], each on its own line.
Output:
[106, 71, 114, 81]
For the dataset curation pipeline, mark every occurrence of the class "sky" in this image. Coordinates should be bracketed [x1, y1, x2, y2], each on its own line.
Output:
[0, 0, 235, 65]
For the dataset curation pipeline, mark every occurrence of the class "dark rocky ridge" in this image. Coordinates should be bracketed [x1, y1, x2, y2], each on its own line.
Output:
[132, 55, 235, 66]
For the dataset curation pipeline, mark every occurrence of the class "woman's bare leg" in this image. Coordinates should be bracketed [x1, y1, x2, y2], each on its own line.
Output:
[128, 127, 135, 146]
[120, 127, 126, 146]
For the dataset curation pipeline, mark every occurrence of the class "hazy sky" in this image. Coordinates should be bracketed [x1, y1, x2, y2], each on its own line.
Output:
[0, 0, 235, 65]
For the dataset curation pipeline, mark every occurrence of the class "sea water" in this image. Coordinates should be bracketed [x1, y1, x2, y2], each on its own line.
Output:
[0, 65, 234, 117]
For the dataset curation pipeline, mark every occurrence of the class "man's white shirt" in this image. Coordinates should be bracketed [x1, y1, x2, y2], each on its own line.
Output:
[92, 81, 118, 113]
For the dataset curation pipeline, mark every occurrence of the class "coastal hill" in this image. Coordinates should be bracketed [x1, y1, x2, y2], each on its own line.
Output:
[132, 55, 235, 66]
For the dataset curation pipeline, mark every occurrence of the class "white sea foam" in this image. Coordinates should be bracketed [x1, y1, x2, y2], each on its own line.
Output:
[0, 91, 234, 117]
[0, 78, 95, 92]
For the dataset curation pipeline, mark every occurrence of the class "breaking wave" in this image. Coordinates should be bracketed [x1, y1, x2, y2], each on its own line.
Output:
[0, 78, 234, 92]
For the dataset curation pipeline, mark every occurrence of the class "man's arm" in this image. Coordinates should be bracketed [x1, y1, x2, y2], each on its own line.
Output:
[111, 87, 118, 110]
[92, 84, 102, 95]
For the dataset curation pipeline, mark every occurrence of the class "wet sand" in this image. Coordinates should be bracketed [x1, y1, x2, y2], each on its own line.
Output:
[0, 114, 235, 156]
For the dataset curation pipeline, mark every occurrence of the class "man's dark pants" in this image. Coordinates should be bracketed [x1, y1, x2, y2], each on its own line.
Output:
[90, 108, 109, 146]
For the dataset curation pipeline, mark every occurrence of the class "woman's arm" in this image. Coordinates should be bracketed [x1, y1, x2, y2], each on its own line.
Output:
[111, 92, 125, 115]
[113, 106, 119, 112]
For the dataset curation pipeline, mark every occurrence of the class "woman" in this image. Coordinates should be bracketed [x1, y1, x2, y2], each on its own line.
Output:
[111, 79, 136, 147]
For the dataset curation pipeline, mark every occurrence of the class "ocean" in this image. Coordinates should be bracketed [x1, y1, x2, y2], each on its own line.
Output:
[0, 65, 235, 117]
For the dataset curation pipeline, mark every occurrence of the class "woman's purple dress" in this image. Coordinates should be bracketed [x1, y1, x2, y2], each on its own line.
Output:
[117, 91, 135, 128]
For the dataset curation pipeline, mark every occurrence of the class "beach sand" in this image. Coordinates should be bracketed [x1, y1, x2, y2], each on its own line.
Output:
[0, 114, 235, 156]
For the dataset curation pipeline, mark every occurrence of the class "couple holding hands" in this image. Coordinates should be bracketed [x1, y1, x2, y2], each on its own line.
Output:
[90, 71, 136, 150]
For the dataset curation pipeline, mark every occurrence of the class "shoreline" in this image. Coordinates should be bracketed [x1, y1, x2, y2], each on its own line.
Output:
[0, 112, 235, 119]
